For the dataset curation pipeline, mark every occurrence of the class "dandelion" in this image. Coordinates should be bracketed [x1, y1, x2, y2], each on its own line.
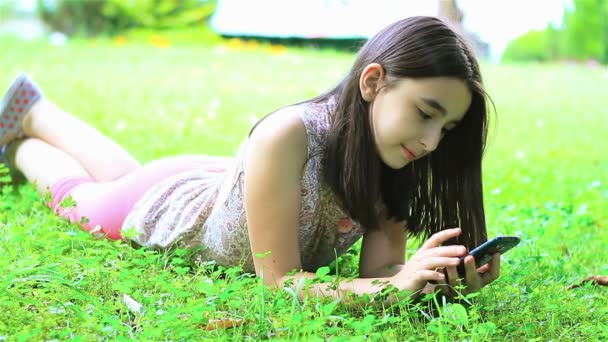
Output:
[149, 35, 171, 48]
[113, 35, 128, 46]
[268, 44, 288, 55]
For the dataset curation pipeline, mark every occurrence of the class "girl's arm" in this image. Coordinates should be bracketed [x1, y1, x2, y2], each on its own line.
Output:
[243, 108, 464, 304]
[243, 108, 309, 287]
[359, 217, 407, 278]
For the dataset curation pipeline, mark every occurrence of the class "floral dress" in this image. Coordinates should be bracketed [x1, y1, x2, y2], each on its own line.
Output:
[122, 100, 365, 273]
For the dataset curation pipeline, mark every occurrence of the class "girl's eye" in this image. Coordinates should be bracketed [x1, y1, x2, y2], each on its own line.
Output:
[418, 109, 432, 120]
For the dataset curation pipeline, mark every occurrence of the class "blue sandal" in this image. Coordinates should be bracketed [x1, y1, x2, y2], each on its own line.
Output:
[0, 73, 43, 147]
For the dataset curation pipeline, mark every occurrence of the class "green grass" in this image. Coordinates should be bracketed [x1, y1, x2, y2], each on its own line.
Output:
[1, 36, 608, 340]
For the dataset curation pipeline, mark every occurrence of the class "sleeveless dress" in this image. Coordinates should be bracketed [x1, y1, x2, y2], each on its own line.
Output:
[122, 101, 365, 273]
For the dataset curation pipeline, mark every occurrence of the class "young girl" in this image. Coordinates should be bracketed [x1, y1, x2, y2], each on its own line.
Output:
[1, 16, 499, 303]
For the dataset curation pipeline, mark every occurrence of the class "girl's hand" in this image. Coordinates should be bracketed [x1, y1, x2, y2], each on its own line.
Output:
[442, 252, 501, 295]
[390, 228, 467, 293]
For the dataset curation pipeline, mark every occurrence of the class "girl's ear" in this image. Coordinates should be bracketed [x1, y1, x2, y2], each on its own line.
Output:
[359, 63, 385, 102]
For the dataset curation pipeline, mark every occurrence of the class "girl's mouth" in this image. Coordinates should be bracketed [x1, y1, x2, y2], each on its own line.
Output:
[402, 145, 417, 160]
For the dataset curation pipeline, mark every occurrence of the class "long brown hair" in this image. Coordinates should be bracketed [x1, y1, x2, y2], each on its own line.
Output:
[312, 16, 491, 248]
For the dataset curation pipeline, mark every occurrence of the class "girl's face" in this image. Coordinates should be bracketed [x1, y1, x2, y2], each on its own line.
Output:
[368, 76, 472, 169]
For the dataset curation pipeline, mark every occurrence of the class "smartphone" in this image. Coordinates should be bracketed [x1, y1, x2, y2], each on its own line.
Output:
[457, 236, 521, 277]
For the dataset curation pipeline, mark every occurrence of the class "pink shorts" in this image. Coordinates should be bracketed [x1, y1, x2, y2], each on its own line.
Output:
[47, 156, 232, 240]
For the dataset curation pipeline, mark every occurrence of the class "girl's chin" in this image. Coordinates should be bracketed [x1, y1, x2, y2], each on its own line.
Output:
[381, 157, 410, 170]
[376, 148, 410, 170]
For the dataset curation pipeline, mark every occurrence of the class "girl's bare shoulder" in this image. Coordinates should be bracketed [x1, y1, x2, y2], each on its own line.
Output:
[247, 105, 308, 165]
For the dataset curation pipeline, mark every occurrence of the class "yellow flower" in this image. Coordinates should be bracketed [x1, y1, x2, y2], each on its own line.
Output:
[149, 35, 171, 48]
[113, 35, 128, 46]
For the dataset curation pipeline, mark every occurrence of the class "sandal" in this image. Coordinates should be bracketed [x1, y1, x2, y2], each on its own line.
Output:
[0, 73, 43, 146]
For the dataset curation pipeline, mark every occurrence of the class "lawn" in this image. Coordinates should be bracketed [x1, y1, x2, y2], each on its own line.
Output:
[1, 36, 607, 340]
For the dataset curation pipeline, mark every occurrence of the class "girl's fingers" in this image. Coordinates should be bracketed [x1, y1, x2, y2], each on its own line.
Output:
[490, 253, 501, 276]
[436, 253, 502, 295]
[420, 257, 461, 270]
[477, 264, 490, 273]
[464, 256, 482, 291]
[445, 265, 461, 286]
[420, 228, 462, 249]
[416, 245, 467, 259]
[481, 253, 501, 285]
[417, 269, 446, 283]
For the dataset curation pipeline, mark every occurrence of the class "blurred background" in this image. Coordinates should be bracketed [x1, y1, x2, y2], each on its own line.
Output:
[0, 0, 606, 65]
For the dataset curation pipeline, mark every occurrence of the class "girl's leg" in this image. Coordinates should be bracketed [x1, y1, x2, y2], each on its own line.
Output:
[53, 155, 230, 240]
[21, 99, 141, 182]
[14, 136, 230, 240]
[4, 74, 232, 239]
[1, 74, 138, 182]
[11, 138, 90, 194]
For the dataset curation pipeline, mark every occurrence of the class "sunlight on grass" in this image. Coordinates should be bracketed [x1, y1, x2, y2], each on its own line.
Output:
[1, 37, 607, 340]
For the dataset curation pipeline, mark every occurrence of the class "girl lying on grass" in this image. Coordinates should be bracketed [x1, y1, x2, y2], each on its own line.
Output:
[0, 16, 499, 304]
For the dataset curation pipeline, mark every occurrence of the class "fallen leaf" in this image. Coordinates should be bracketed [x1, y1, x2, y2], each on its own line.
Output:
[567, 275, 608, 290]
[122, 294, 144, 315]
[205, 318, 245, 331]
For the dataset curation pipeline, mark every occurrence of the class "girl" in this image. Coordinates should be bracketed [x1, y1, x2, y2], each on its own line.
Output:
[0, 16, 499, 303]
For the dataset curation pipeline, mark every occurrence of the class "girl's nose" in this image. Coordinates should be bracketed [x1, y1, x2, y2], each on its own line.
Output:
[420, 128, 442, 152]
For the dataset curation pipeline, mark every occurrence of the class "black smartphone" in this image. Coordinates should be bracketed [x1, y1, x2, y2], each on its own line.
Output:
[456, 236, 521, 278]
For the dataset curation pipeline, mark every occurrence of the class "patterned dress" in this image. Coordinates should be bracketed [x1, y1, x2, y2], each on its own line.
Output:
[122, 100, 365, 273]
